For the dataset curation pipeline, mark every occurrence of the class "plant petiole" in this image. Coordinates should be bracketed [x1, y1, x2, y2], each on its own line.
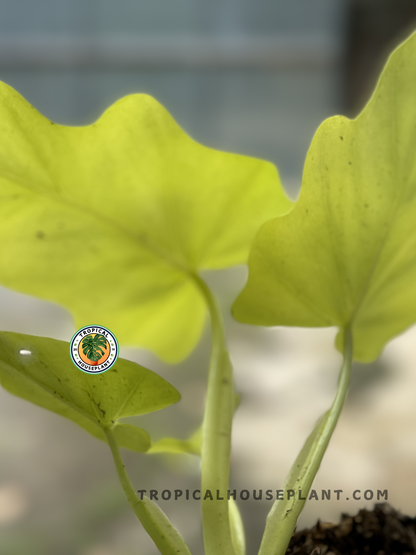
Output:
[104, 428, 192, 555]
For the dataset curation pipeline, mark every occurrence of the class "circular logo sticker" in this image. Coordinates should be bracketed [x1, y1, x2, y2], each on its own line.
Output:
[70, 325, 119, 374]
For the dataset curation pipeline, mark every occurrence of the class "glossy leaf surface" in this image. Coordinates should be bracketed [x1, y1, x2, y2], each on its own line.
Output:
[0, 331, 180, 451]
[0, 85, 292, 362]
[234, 31, 416, 362]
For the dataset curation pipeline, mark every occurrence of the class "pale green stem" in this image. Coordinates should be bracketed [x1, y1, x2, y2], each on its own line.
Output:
[258, 327, 353, 555]
[104, 428, 192, 555]
[229, 498, 246, 555]
[194, 275, 236, 555]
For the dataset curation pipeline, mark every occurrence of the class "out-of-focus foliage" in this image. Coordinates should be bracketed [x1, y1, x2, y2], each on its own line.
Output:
[0, 331, 180, 451]
[0, 84, 292, 362]
[234, 31, 416, 362]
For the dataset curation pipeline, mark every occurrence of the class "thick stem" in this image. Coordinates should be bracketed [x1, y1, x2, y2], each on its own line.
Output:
[194, 275, 236, 555]
[104, 428, 192, 555]
[258, 327, 353, 555]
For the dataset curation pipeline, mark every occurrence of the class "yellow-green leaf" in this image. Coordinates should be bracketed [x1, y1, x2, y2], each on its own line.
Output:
[0, 331, 180, 451]
[0, 84, 292, 362]
[148, 392, 239, 456]
[233, 31, 416, 362]
[148, 425, 202, 456]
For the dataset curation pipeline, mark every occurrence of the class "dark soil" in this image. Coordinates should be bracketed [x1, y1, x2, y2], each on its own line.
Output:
[286, 504, 416, 555]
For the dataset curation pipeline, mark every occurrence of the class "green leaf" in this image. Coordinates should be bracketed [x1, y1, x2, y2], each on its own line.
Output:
[0, 331, 180, 452]
[147, 392, 239, 456]
[0, 85, 292, 362]
[148, 425, 202, 456]
[233, 31, 416, 362]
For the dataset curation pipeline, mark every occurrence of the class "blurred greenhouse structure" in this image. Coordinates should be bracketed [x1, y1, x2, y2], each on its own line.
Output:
[0, 0, 346, 190]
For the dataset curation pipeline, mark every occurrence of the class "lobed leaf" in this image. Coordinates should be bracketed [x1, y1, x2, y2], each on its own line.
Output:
[233, 31, 416, 362]
[0, 331, 180, 451]
[0, 85, 292, 362]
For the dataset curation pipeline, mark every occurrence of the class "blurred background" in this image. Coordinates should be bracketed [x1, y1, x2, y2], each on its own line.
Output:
[1, 1, 416, 554]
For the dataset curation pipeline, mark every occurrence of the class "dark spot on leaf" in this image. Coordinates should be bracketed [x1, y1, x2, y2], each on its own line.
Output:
[222, 378, 229, 385]
[36, 231, 45, 240]
[57, 378, 61, 382]
[50, 121, 55, 125]
[364, 204, 369, 208]
[340, 136, 344, 140]
[111, 420, 115, 424]
[348, 161, 352, 165]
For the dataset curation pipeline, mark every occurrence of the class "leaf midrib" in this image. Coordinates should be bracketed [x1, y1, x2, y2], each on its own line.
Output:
[113, 373, 146, 422]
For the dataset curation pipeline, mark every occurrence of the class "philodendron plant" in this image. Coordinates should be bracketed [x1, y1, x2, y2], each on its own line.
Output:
[0, 29, 415, 555]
